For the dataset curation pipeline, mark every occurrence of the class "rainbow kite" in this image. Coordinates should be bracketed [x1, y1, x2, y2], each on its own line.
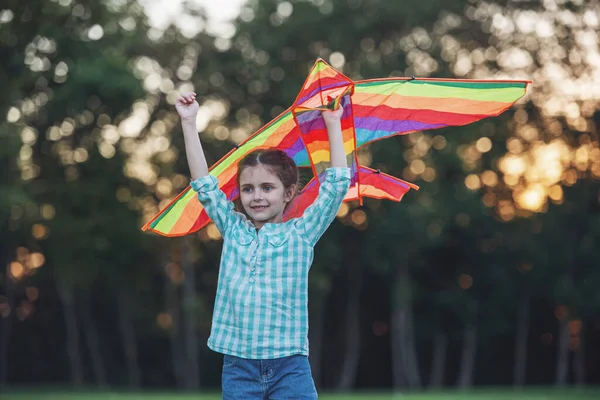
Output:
[143, 59, 530, 237]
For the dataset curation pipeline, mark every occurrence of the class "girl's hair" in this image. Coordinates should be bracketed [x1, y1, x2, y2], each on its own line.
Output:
[237, 149, 299, 192]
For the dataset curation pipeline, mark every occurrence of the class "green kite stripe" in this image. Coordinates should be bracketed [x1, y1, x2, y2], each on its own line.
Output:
[355, 80, 526, 103]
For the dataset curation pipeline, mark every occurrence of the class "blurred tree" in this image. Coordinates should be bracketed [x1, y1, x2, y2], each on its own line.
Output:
[2, 0, 176, 387]
[1, 0, 599, 391]
[0, 123, 28, 389]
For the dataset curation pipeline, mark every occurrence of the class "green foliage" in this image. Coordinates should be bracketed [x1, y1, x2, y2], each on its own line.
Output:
[2, 0, 600, 391]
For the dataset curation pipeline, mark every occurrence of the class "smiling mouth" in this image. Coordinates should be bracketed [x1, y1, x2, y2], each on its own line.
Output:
[251, 205, 268, 211]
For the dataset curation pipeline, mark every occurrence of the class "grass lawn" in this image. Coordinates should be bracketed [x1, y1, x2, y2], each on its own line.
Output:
[2, 388, 600, 400]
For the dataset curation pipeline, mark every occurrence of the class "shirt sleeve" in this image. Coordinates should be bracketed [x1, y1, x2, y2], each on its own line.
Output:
[190, 175, 236, 236]
[295, 167, 351, 246]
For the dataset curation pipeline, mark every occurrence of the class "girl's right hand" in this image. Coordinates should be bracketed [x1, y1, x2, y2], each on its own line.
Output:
[176, 92, 199, 122]
[322, 104, 344, 124]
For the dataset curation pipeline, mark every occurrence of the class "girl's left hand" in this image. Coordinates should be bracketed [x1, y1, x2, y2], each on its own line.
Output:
[322, 104, 344, 123]
[176, 92, 199, 122]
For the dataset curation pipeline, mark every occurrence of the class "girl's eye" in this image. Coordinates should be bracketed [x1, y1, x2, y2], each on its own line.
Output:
[242, 187, 252, 193]
[263, 186, 272, 191]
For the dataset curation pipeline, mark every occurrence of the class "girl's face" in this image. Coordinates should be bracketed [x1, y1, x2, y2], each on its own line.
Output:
[238, 164, 295, 229]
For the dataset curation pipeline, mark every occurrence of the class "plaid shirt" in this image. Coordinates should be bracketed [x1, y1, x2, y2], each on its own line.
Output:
[191, 167, 350, 359]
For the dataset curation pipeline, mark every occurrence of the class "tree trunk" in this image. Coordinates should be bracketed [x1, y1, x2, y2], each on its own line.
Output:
[555, 243, 576, 387]
[309, 290, 327, 389]
[81, 293, 107, 387]
[574, 325, 585, 386]
[513, 293, 530, 388]
[404, 305, 421, 388]
[391, 307, 408, 390]
[117, 289, 141, 388]
[165, 253, 185, 388]
[428, 332, 447, 389]
[337, 253, 362, 390]
[390, 266, 421, 391]
[0, 273, 15, 389]
[181, 236, 200, 390]
[457, 301, 478, 389]
[555, 318, 570, 387]
[55, 278, 84, 387]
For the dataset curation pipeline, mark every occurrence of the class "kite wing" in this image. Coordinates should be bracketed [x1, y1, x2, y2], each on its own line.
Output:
[352, 77, 530, 147]
[144, 111, 305, 236]
[283, 166, 419, 221]
[143, 58, 530, 237]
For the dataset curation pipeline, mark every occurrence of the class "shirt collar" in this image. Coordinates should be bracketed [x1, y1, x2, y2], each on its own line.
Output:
[239, 216, 289, 237]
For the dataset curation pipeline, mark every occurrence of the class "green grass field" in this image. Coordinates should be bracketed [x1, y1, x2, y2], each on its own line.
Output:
[3, 388, 600, 400]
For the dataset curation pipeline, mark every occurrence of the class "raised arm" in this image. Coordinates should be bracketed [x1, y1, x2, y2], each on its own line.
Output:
[177, 92, 237, 235]
[176, 92, 209, 180]
[293, 106, 350, 244]
[322, 105, 348, 169]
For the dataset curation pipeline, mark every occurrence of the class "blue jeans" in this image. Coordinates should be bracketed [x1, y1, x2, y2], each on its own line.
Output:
[221, 354, 318, 399]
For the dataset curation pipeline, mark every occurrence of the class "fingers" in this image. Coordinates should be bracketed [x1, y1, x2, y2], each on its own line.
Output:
[177, 92, 197, 104]
[322, 104, 344, 119]
[324, 104, 343, 113]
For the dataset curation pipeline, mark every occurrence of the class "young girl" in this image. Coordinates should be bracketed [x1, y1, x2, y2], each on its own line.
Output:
[176, 92, 350, 399]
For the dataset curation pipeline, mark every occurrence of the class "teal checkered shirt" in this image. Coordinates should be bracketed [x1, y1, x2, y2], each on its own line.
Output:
[191, 167, 350, 359]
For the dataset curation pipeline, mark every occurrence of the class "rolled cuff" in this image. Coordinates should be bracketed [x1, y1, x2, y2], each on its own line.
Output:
[190, 174, 218, 193]
[323, 167, 351, 183]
